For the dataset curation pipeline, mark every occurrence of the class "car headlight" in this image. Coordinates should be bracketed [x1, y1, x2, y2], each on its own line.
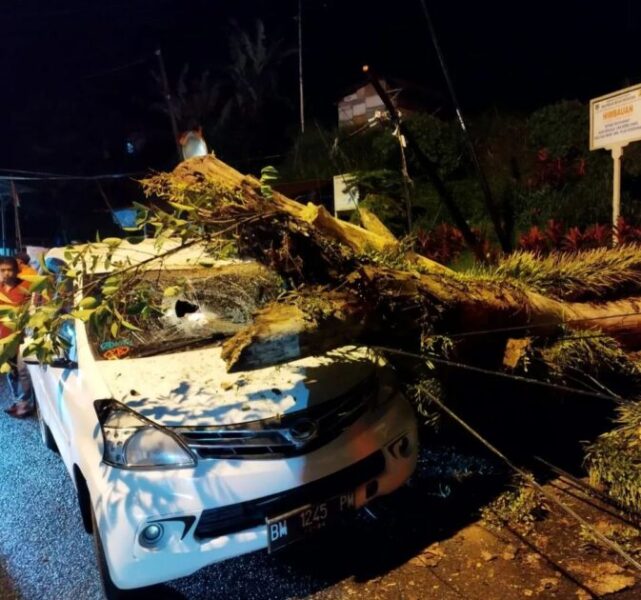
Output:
[94, 400, 196, 469]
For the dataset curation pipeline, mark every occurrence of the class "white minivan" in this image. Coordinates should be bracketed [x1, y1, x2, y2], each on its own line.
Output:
[26, 241, 418, 599]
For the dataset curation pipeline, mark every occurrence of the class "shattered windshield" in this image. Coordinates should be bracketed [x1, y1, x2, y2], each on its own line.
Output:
[86, 262, 282, 360]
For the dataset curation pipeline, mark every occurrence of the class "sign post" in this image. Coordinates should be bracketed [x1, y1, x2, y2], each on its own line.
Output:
[590, 84, 641, 245]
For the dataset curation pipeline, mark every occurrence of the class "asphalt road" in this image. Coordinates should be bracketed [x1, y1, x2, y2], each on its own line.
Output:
[0, 377, 501, 600]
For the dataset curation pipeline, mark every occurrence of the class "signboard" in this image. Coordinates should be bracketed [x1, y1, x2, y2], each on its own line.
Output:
[333, 174, 359, 214]
[590, 84, 641, 150]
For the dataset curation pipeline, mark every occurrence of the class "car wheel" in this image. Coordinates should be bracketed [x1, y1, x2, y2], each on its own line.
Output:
[91, 505, 131, 600]
[36, 401, 59, 454]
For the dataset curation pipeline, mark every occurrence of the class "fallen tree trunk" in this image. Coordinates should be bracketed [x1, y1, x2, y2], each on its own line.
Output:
[221, 265, 641, 371]
[142, 156, 641, 372]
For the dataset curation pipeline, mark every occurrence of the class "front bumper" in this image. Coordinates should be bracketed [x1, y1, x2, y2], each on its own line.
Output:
[91, 392, 418, 590]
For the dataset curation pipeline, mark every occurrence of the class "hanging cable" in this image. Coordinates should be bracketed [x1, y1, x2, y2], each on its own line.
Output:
[10, 181, 22, 251]
[440, 309, 641, 340]
[418, 0, 510, 252]
[418, 385, 641, 573]
[372, 346, 623, 402]
[0, 171, 143, 182]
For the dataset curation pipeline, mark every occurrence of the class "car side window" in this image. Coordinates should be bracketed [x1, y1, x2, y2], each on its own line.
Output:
[58, 320, 78, 363]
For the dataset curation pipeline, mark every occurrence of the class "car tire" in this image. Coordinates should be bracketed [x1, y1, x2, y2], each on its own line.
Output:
[91, 505, 132, 600]
[36, 401, 59, 454]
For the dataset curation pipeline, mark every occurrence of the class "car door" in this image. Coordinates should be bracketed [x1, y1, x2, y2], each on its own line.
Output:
[29, 319, 79, 459]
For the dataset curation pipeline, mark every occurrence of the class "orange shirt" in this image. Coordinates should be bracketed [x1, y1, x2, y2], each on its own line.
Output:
[18, 264, 37, 278]
[0, 280, 30, 339]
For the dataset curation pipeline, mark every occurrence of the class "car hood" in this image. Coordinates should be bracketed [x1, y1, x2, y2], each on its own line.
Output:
[95, 345, 377, 427]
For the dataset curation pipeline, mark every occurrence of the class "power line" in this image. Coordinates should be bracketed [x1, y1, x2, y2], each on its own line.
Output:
[83, 56, 151, 80]
[421, 385, 641, 574]
[0, 171, 144, 182]
[444, 310, 641, 339]
[372, 346, 623, 402]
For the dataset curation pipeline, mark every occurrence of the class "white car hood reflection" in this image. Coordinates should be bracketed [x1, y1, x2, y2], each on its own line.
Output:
[95, 345, 376, 427]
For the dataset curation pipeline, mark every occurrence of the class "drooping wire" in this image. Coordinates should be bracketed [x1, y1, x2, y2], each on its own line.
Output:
[442, 310, 641, 340]
[372, 346, 623, 402]
[418, 384, 641, 573]
[0, 171, 143, 182]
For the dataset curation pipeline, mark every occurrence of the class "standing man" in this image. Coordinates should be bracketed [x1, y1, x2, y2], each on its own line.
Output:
[0, 257, 33, 417]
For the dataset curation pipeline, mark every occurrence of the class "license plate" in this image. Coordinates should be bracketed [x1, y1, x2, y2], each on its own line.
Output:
[266, 492, 355, 553]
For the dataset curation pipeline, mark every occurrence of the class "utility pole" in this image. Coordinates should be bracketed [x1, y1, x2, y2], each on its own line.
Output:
[364, 65, 486, 262]
[297, 0, 305, 133]
[155, 48, 182, 161]
[419, 0, 511, 253]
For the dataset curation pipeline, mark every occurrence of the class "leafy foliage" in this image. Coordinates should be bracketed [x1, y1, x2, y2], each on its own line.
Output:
[540, 331, 641, 395]
[414, 223, 466, 265]
[527, 100, 588, 159]
[586, 400, 641, 513]
[493, 244, 641, 302]
[481, 476, 548, 532]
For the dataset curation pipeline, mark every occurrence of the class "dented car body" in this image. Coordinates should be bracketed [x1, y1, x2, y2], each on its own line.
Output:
[27, 241, 418, 595]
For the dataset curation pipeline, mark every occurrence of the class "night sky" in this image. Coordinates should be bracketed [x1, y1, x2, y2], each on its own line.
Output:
[1, 0, 639, 241]
[3, 0, 640, 168]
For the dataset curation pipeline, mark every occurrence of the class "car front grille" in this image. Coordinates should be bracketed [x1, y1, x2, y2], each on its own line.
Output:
[176, 374, 375, 459]
[193, 450, 385, 541]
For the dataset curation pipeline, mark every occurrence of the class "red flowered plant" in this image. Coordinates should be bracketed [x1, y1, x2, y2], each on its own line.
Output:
[562, 227, 585, 251]
[518, 226, 548, 254]
[583, 223, 611, 248]
[614, 217, 641, 245]
[414, 223, 465, 264]
[544, 219, 565, 250]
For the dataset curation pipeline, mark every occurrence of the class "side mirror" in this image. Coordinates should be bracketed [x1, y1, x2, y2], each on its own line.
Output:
[50, 357, 78, 370]
[22, 356, 78, 369]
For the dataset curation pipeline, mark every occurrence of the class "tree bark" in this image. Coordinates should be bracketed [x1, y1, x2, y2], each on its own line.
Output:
[144, 157, 641, 372]
[222, 264, 641, 371]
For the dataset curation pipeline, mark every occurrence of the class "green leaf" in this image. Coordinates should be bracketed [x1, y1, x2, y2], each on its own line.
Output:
[20, 274, 50, 293]
[120, 319, 142, 332]
[27, 311, 49, 330]
[71, 309, 96, 321]
[260, 185, 273, 198]
[110, 321, 119, 338]
[163, 286, 180, 297]
[168, 201, 197, 212]
[38, 252, 51, 274]
[0, 362, 11, 374]
[102, 286, 118, 296]
[102, 237, 122, 247]
[79, 296, 98, 309]
[260, 165, 279, 182]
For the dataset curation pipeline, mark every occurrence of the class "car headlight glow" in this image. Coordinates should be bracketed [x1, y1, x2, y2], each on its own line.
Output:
[95, 400, 196, 469]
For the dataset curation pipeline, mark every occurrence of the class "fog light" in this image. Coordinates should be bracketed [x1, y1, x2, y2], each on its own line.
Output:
[389, 434, 412, 459]
[139, 523, 164, 548]
[397, 435, 411, 458]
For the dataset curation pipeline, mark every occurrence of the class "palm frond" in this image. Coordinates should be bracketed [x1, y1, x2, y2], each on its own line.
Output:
[489, 245, 641, 301]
